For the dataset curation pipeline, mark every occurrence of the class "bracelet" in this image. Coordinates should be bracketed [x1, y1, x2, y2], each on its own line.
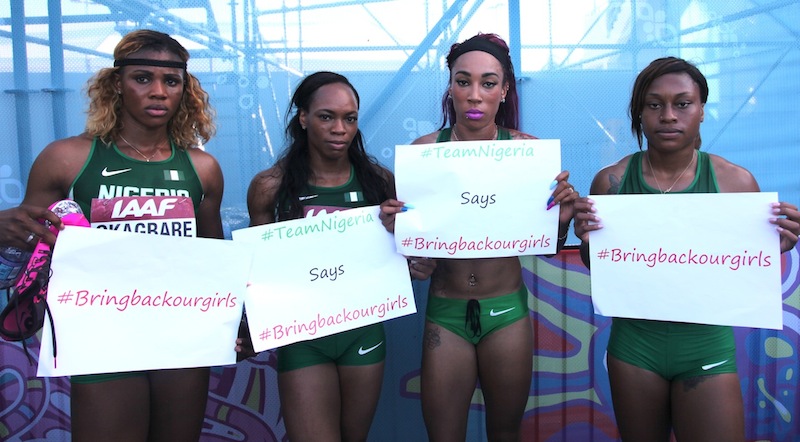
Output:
[558, 224, 571, 241]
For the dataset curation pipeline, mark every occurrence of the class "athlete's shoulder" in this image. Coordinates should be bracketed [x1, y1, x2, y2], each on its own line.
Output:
[185, 145, 219, 166]
[43, 133, 93, 153]
[247, 165, 282, 225]
[507, 129, 537, 140]
[35, 134, 93, 166]
[707, 152, 759, 192]
[411, 131, 441, 145]
[248, 165, 283, 196]
[591, 153, 635, 195]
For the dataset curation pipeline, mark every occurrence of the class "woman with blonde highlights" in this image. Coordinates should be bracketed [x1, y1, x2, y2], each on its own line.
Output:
[22, 29, 223, 441]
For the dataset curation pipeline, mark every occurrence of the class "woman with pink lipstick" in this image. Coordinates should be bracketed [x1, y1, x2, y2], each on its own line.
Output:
[240, 71, 434, 442]
[573, 57, 800, 441]
[20, 30, 223, 441]
[381, 33, 577, 441]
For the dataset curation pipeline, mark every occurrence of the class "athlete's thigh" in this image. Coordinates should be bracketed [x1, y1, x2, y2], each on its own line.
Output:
[148, 368, 210, 442]
[338, 361, 385, 442]
[279, 363, 342, 442]
[476, 317, 532, 440]
[70, 375, 150, 442]
[421, 320, 479, 442]
[671, 372, 744, 442]
[607, 355, 672, 442]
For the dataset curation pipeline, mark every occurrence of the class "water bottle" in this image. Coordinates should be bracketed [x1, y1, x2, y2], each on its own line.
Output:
[0, 246, 31, 289]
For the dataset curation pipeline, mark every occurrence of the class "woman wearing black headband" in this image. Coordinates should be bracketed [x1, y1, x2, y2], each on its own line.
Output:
[381, 32, 577, 441]
[21, 29, 223, 441]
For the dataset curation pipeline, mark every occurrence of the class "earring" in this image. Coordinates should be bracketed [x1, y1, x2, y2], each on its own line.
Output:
[117, 90, 122, 95]
[301, 125, 306, 130]
[501, 98, 506, 103]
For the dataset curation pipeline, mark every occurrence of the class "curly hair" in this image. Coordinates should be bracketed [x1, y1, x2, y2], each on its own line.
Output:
[439, 32, 520, 131]
[629, 56, 708, 149]
[84, 29, 215, 149]
[275, 71, 391, 220]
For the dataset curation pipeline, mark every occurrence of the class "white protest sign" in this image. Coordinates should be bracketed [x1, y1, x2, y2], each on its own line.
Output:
[37, 226, 249, 377]
[394, 139, 561, 258]
[589, 192, 782, 329]
[232, 205, 415, 352]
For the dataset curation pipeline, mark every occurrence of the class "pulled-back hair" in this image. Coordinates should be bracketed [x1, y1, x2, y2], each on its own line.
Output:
[439, 33, 519, 130]
[275, 71, 391, 220]
[629, 56, 708, 149]
[84, 29, 215, 149]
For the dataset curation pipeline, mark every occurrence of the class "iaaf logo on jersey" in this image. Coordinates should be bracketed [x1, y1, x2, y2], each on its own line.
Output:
[112, 197, 179, 218]
[91, 196, 195, 222]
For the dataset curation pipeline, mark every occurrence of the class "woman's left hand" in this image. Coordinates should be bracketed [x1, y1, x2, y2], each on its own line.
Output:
[408, 257, 436, 280]
[772, 202, 800, 253]
[548, 170, 579, 230]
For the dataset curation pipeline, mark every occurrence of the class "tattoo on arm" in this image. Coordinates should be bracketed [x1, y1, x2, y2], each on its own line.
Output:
[607, 174, 621, 195]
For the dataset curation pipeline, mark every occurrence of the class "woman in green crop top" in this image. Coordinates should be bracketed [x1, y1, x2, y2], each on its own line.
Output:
[20, 30, 224, 441]
[574, 57, 800, 441]
[380, 33, 577, 442]
[240, 71, 435, 441]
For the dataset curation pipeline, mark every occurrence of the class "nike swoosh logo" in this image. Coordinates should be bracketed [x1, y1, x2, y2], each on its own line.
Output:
[358, 341, 384, 356]
[101, 167, 132, 177]
[702, 359, 729, 371]
[489, 307, 516, 317]
[298, 194, 318, 201]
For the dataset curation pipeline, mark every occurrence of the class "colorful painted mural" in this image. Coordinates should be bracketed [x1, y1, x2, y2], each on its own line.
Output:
[2, 247, 799, 441]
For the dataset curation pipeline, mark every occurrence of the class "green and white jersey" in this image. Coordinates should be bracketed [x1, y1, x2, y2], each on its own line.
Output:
[278, 165, 368, 220]
[70, 137, 204, 219]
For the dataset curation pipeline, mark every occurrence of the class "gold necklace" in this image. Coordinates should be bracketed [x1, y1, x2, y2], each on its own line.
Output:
[118, 133, 162, 162]
[646, 150, 696, 194]
[451, 124, 498, 141]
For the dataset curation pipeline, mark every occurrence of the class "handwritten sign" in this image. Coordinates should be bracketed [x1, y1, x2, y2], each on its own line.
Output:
[393, 139, 561, 258]
[589, 192, 782, 329]
[232, 206, 415, 352]
[37, 226, 249, 377]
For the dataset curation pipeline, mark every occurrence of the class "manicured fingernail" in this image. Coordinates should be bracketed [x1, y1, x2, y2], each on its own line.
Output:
[546, 195, 554, 207]
[403, 203, 415, 210]
[549, 180, 558, 190]
[547, 201, 556, 211]
[401, 206, 408, 212]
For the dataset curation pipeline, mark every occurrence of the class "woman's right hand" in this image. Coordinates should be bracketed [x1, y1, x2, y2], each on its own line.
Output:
[379, 199, 406, 233]
[0, 205, 63, 250]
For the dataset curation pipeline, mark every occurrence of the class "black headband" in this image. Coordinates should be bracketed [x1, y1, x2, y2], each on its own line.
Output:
[446, 38, 508, 70]
[113, 58, 187, 70]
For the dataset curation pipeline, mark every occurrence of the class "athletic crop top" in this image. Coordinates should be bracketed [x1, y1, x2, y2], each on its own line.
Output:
[70, 138, 204, 219]
[435, 127, 512, 143]
[618, 150, 719, 195]
[277, 165, 368, 221]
